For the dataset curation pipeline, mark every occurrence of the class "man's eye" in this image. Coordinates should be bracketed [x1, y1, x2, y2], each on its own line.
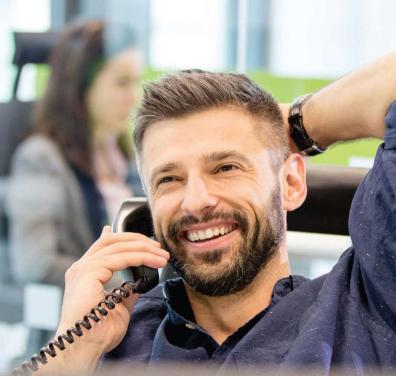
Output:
[158, 176, 176, 185]
[216, 164, 238, 173]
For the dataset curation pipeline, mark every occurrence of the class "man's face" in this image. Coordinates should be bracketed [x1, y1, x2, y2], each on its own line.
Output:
[141, 107, 286, 296]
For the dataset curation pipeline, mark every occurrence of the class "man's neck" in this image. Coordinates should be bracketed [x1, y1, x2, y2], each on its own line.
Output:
[184, 250, 290, 345]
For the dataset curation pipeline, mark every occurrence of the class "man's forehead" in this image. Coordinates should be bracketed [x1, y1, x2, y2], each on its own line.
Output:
[137, 107, 275, 184]
[141, 107, 263, 150]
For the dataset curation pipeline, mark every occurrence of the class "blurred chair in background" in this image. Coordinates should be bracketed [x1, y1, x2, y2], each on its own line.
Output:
[0, 31, 58, 179]
[0, 31, 57, 325]
[5, 19, 144, 289]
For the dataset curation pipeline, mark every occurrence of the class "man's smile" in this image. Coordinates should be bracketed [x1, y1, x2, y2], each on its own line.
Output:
[179, 221, 239, 251]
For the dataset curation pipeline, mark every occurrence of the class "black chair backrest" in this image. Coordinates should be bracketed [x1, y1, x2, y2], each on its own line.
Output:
[12, 32, 58, 98]
[0, 32, 58, 289]
[288, 165, 367, 235]
[0, 32, 58, 178]
[0, 100, 34, 176]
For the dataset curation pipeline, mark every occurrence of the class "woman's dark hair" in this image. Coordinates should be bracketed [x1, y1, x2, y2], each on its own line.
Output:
[33, 19, 136, 175]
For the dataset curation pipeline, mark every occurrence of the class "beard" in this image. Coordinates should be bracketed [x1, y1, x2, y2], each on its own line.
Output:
[156, 186, 285, 297]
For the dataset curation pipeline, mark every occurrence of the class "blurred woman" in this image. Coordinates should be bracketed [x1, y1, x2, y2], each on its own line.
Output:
[6, 19, 143, 286]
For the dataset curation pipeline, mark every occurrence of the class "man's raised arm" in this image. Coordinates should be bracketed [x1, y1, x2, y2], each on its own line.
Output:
[281, 52, 396, 148]
[281, 52, 396, 331]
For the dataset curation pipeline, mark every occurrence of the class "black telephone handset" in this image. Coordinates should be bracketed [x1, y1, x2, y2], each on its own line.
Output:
[12, 198, 158, 375]
[112, 197, 159, 293]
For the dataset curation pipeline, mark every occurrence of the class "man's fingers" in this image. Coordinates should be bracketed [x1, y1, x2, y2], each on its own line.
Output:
[68, 250, 167, 286]
[88, 241, 170, 260]
[80, 253, 168, 283]
[101, 225, 112, 236]
[86, 230, 161, 255]
[100, 252, 167, 270]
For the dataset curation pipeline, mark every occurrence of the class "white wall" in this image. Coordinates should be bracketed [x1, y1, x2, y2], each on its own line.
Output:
[269, 0, 396, 78]
[149, 0, 227, 70]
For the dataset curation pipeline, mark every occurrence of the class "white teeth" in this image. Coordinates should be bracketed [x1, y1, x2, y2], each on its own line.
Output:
[205, 229, 214, 239]
[186, 225, 234, 242]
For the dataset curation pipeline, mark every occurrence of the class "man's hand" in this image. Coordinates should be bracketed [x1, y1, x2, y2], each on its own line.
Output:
[36, 226, 169, 375]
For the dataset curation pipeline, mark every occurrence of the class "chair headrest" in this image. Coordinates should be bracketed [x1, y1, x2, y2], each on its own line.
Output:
[288, 165, 368, 235]
[12, 31, 59, 67]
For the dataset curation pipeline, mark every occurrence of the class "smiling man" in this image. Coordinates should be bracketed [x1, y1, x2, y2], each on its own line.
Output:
[137, 75, 296, 306]
[30, 54, 396, 376]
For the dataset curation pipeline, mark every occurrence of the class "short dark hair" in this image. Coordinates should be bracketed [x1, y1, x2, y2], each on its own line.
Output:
[133, 70, 289, 166]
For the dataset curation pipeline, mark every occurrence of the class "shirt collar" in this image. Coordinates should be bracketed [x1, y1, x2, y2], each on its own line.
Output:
[162, 275, 308, 328]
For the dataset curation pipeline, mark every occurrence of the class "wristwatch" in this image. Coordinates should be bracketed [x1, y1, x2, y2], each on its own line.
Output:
[288, 93, 326, 156]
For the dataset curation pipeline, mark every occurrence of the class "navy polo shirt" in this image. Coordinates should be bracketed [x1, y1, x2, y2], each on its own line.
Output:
[105, 103, 396, 374]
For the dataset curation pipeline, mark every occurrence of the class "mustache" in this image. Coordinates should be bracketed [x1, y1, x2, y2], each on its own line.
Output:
[167, 210, 249, 243]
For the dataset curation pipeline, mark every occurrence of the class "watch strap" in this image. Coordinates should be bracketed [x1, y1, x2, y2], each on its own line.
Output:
[288, 94, 326, 156]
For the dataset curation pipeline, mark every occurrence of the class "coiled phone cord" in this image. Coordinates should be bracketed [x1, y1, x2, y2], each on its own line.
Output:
[11, 279, 142, 376]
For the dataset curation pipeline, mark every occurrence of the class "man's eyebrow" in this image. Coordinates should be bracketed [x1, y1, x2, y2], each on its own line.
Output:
[150, 162, 178, 186]
[203, 151, 253, 165]
[149, 151, 252, 188]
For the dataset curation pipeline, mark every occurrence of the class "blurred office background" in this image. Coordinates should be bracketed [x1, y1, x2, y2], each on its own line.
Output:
[1, 0, 396, 373]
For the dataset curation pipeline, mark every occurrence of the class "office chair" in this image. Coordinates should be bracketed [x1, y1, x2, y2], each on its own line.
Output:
[0, 31, 58, 321]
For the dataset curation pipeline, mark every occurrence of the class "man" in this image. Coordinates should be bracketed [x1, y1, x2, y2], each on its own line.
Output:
[32, 53, 396, 375]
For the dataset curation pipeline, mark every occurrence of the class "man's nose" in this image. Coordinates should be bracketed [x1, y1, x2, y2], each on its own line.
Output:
[181, 175, 218, 215]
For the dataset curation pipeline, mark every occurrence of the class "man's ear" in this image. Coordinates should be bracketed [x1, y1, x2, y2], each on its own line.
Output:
[281, 153, 307, 211]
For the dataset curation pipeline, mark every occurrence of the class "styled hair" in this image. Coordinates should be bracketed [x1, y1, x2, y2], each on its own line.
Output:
[33, 19, 136, 175]
[133, 70, 289, 165]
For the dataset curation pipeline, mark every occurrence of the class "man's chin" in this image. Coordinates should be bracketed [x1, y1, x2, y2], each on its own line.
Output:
[173, 254, 237, 291]
[180, 267, 242, 297]
[193, 246, 229, 264]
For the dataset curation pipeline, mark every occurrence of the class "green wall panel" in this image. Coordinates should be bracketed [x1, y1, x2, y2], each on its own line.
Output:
[248, 70, 381, 166]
